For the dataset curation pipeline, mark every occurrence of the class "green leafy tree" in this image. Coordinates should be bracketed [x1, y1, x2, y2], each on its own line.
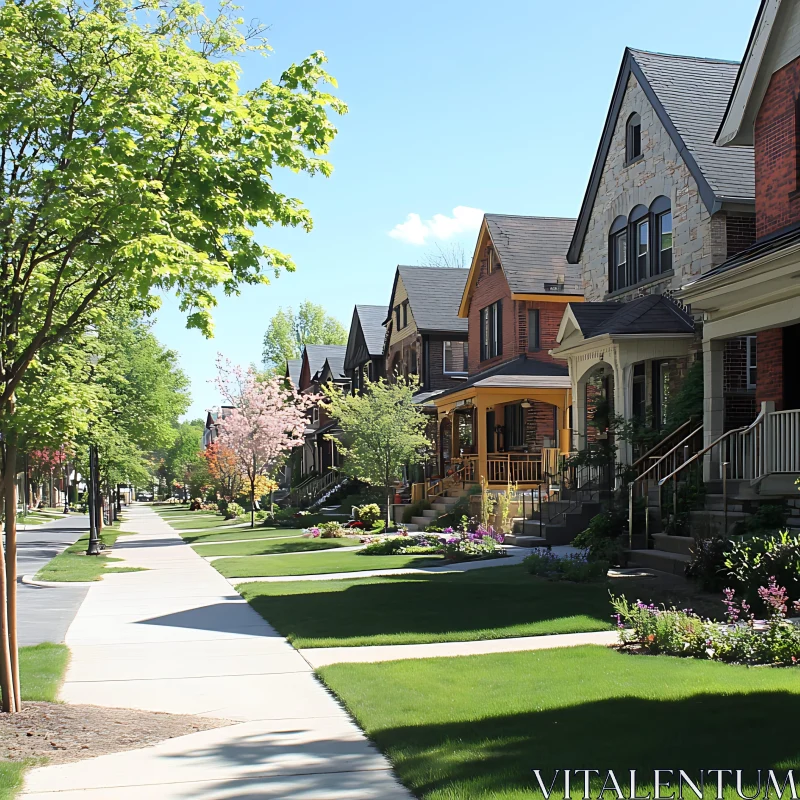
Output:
[261, 301, 348, 371]
[322, 378, 431, 526]
[0, 0, 344, 712]
[159, 420, 206, 498]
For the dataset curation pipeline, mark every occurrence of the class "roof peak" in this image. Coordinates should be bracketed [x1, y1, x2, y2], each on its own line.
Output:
[628, 47, 740, 66]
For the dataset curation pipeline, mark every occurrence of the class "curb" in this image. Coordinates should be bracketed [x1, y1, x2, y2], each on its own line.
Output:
[21, 575, 96, 588]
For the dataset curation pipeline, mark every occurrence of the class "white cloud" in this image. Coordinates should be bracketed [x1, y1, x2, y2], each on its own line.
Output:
[388, 206, 484, 245]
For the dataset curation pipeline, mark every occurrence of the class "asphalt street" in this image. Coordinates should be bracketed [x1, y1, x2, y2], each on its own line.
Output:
[16, 513, 90, 646]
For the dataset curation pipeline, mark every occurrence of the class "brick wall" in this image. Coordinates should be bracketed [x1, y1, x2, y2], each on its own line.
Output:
[725, 214, 757, 257]
[723, 336, 756, 429]
[525, 402, 557, 449]
[427, 337, 470, 392]
[756, 328, 785, 409]
[517, 300, 565, 364]
[754, 56, 800, 238]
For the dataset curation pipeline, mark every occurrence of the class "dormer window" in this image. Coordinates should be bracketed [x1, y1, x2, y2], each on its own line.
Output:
[626, 113, 642, 162]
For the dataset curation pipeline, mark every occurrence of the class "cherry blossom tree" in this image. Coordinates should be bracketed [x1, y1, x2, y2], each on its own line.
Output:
[214, 357, 315, 527]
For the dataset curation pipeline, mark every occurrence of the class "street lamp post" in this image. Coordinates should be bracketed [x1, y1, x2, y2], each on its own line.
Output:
[86, 445, 100, 556]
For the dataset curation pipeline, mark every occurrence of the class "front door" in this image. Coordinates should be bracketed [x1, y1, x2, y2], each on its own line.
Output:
[440, 418, 453, 475]
[784, 324, 800, 410]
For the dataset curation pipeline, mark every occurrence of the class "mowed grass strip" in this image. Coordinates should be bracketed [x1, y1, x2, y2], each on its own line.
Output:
[181, 527, 307, 544]
[168, 515, 250, 531]
[239, 565, 613, 647]
[214, 550, 443, 579]
[36, 533, 145, 582]
[319, 645, 800, 799]
[194, 537, 362, 558]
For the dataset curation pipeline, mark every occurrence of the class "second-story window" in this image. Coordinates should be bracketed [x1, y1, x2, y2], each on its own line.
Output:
[480, 300, 502, 361]
[527, 309, 540, 352]
[636, 218, 649, 282]
[394, 304, 401, 330]
[610, 222, 627, 293]
[444, 341, 468, 375]
[626, 113, 642, 161]
[656, 210, 673, 273]
[402, 300, 408, 328]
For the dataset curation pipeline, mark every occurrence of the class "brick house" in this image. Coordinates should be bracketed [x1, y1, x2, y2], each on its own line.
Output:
[343, 304, 386, 394]
[681, 0, 800, 493]
[552, 48, 757, 464]
[432, 214, 580, 487]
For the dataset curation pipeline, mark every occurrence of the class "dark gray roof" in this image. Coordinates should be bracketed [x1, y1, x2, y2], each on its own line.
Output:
[321, 352, 347, 381]
[285, 359, 301, 388]
[568, 48, 755, 263]
[304, 344, 347, 380]
[355, 305, 387, 356]
[435, 355, 569, 401]
[631, 50, 754, 202]
[396, 266, 469, 334]
[485, 215, 580, 294]
[571, 295, 694, 338]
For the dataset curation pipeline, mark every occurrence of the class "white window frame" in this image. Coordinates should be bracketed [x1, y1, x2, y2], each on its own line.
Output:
[443, 341, 468, 376]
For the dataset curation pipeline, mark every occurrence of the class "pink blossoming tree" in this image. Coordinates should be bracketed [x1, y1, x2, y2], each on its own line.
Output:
[214, 356, 315, 528]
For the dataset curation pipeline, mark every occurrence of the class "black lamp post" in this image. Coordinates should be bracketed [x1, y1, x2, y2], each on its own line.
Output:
[86, 444, 100, 556]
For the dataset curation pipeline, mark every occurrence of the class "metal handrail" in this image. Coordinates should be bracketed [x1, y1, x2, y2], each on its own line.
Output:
[657, 408, 766, 487]
[631, 417, 697, 474]
[636, 425, 703, 484]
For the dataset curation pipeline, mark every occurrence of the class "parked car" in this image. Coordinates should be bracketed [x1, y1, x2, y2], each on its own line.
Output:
[136, 492, 153, 502]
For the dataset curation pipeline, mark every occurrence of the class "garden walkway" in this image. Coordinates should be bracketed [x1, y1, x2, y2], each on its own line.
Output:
[22, 505, 411, 800]
[301, 629, 619, 667]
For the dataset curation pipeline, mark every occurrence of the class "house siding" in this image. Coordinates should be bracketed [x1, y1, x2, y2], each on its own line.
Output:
[754, 56, 800, 238]
[427, 337, 469, 392]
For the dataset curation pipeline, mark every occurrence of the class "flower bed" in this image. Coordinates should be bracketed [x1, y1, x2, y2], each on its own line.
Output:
[524, 549, 608, 583]
[357, 525, 507, 562]
[612, 576, 800, 666]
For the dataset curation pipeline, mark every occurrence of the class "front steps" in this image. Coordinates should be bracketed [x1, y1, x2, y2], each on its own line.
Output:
[515, 500, 601, 546]
[627, 533, 694, 576]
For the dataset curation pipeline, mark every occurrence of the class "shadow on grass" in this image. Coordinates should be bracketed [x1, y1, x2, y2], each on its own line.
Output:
[365, 691, 800, 798]
[195, 538, 361, 557]
[241, 567, 613, 646]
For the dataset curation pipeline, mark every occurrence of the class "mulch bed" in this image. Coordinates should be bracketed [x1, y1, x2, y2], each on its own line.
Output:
[0, 702, 231, 766]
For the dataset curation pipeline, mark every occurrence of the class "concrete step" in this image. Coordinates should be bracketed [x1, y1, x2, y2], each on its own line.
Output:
[651, 533, 695, 557]
[431, 503, 450, 513]
[403, 523, 420, 532]
[689, 509, 748, 537]
[438, 495, 459, 505]
[627, 549, 691, 576]
[704, 494, 744, 512]
[411, 515, 432, 528]
[505, 534, 547, 547]
[420, 509, 438, 518]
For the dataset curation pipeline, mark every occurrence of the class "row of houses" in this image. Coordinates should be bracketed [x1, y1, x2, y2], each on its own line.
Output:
[232, 2, 800, 543]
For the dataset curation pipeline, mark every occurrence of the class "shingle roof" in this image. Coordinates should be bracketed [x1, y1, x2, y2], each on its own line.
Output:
[630, 49, 755, 202]
[285, 359, 301, 388]
[355, 305, 387, 356]
[397, 266, 469, 333]
[304, 344, 347, 380]
[485, 215, 580, 294]
[322, 352, 347, 381]
[571, 295, 694, 338]
[435, 356, 570, 401]
[568, 48, 755, 263]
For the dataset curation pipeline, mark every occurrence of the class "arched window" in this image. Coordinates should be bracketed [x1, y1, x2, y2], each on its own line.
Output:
[609, 215, 627, 293]
[629, 204, 649, 283]
[626, 113, 642, 162]
[650, 196, 672, 274]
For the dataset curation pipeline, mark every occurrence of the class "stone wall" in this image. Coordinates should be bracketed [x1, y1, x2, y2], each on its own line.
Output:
[579, 73, 729, 302]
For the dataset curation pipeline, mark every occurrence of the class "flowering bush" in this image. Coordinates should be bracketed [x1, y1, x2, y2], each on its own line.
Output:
[442, 526, 505, 561]
[303, 526, 321, 538]
[360, 534, 444, 556]
[525, 549, 609, 582]
[355, 503, 382, 528]
[224, 502, 244, 520]
[612, 576, 800, 666]
[318, 521, 346, 538]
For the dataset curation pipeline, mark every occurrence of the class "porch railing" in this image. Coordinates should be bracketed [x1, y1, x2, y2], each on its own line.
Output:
[425, 456, 477, 499]
[486, 449, 560, 485]
[289, 469, 341, 508]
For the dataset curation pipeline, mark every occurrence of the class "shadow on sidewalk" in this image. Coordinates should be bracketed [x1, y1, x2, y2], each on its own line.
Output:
[137, 602, 283, 638]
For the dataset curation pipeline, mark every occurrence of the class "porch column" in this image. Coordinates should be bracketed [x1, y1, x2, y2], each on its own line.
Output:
[476, 399, 488, 486]
[559, 389, 572, 455]
[572, 365, 586, 452]
[703, 339, 725, 482]
[613, 365, 632, 465]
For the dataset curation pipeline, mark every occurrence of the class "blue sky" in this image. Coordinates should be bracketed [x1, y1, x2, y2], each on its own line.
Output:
[152, 0, 760, 419]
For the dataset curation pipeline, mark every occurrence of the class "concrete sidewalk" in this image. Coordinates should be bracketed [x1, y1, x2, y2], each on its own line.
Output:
[22, 505, 411, 800]
[302, 629, 619, 668]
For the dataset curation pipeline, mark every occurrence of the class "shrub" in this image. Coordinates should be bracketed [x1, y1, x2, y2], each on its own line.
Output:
[725, 530, 800, 614]
[318, 521, 346, 539]
[733, 502, 789, 538]
[355, 503, 382, 528]
[217, 498, 229, 514]
[225, 502, 244, 519]
[525, 549, 608, 582]
[612, 579, 800, 666]
[685, 536, 731, 592]
[572, 509, 626, 565]
[360, 534, 444, 556]
[442, 525, 505, 562]
[401, 499, 431, 524]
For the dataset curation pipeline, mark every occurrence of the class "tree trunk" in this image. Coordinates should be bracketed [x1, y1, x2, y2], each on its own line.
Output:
[1, 445, 19, 713]
[250, 481, 255, 529]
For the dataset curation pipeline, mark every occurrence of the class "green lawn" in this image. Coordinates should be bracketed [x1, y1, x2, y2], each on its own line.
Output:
[240, 565, 613, 647]
[194, 536, 362, 558]
[215, 550, 443, 579]
[181, 527, 306, 544]
[0, 643, 71, 799]
[17, 512, 52, 526]
[36, 533, 144, 582]
[319, 645, 800, 799]
[167, 515, 250, 531]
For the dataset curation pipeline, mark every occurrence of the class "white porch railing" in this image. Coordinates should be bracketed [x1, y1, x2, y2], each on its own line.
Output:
[726, 405, 800, 482]
[766, 409, 800, 474]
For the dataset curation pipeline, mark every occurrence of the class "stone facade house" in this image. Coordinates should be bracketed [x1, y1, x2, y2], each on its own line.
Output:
[432, 214, 579, 487]
[553, 48, 757, 464]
